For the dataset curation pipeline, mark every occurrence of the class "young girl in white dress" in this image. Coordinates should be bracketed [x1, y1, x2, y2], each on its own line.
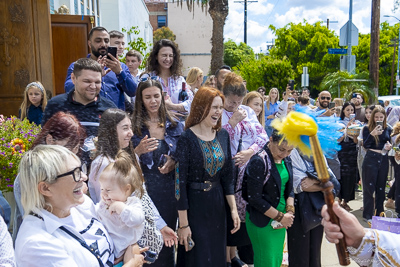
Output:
[96, 150, 145, 263]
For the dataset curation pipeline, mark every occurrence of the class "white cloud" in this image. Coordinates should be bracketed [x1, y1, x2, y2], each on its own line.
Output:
[225, 0, 397, 51]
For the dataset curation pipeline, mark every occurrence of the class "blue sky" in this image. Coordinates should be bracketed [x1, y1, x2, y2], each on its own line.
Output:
[224, 0, 400, 53]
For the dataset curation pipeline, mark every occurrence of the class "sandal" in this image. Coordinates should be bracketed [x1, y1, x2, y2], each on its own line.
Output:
[231, 256, 248, 267]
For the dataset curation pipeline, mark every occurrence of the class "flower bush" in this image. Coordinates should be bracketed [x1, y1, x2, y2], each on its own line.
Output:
[0, 117, 41, 192]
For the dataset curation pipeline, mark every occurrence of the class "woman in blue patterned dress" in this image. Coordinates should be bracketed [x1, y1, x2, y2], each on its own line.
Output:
[175, 87, 240, 267]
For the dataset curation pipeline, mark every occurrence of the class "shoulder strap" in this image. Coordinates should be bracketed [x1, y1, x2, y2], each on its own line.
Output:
[59, 226, 105, 267]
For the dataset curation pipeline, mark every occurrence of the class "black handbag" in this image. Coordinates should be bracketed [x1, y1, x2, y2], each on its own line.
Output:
[295, 157, 327, 233]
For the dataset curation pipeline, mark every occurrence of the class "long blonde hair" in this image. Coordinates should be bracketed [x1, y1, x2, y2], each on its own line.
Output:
[20, 81, 48, 120]
[242, 91, 265, 127]
[266, 87, 279, 110]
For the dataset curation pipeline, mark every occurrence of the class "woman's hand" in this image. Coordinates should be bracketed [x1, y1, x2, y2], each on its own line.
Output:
[384, 141, 392, 151]
[158, 155, 176, 174]
[134, 135, 158, 156]
[228, 108, 247, 129]
[280, 213, 294, 229]
[370, 125, 383, 136]
[177, 227, 192, 252]
[230, 209, 241, 234]
[233, 149, 254, 167]
[267, 114, 275, 119]
[160, 226, 178, 247]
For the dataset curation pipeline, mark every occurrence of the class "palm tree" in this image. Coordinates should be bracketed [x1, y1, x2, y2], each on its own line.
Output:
[177, 0, 228, 74]
[320, 71, 376, 104]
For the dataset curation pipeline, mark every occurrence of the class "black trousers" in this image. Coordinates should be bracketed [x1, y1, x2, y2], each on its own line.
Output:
[362, 150, 389, 219]
[287, 204, 323, 267]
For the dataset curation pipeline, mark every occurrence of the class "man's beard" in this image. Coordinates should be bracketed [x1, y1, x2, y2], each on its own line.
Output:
[91, 45, 107, 58]
[320, 102, 329, 108]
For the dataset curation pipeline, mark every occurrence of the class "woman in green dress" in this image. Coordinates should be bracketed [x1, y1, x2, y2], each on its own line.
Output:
[244, 130, 295, 266]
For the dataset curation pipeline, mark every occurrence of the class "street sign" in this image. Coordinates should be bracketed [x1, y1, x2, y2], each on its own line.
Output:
[339, 21, 359, 46]
[328, 48, 348, 54]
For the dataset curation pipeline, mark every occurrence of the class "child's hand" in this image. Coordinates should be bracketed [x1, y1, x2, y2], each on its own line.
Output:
[108, 201, 126, 215]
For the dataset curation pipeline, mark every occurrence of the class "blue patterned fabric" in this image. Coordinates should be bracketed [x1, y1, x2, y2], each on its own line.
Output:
[198, 138, 225, 177]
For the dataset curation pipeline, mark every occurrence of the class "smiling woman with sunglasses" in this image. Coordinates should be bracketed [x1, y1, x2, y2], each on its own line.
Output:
[14, 145, 145, 267]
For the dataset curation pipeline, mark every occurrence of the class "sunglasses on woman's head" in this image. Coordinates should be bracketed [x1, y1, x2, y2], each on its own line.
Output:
[139, 76, 159, 83]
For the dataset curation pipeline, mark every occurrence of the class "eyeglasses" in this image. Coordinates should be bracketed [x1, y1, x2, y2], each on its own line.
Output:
[56, 164, 87, 182]
[139, 76, 159, 83]
[320, 96, 331, 100]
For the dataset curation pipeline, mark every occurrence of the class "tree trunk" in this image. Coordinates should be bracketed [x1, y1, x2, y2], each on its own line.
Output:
[209, 0, 228, 75]
[369, 0, 380, 103]
[390, 44, 396, 95]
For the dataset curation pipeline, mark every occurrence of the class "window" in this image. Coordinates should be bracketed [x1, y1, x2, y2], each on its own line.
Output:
[157, 15, 166, 28]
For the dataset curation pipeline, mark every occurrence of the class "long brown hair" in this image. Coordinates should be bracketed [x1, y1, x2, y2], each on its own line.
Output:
[368, 105, 387, 145]
[185, 87, 224, 130]
[146, 39, 182, 78]
[132, 79, 177, 136]
[242, 91, 265, 127]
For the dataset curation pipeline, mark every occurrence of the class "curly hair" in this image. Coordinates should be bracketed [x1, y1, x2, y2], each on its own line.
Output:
[146, 39, 182, 78]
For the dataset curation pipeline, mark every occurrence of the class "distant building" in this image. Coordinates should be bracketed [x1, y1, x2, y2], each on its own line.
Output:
[167, 3, 212, 75]
[100, 0, 153, 56]
[145, 0, 168, 31]
[50, 0, 101, 25]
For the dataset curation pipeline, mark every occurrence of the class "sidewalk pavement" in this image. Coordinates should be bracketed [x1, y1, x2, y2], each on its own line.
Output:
[321, 191, 376, 267]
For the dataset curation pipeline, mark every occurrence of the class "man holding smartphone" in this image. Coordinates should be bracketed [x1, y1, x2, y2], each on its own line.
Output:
[351, 93, 365, 123]
[64, 27, 137, 110]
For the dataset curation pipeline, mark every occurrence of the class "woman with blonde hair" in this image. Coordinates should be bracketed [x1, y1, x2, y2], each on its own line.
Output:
[186, 67, 204, 95]
[264, 88, 280, 136]
[242, 91, 265, 127]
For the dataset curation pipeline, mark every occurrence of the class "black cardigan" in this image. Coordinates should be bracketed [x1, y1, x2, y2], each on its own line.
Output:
[245, 145, 294, 228]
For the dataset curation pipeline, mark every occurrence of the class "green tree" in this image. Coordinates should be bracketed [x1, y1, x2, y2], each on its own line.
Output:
[121, 26, 151, 69]
[153, 27, 176, 43]
[234, 55, 294, 92]
[223, 39, 255, 68]
[352, 22, 399, 96]
[320, 71, 375, 103]
[269, 21, 341, 92]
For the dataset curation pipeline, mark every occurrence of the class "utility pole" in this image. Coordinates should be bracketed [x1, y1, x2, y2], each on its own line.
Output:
[369, 0, 381, 99]
[234, 0, 257, 44]
[323, 18, 338, 29]
[388, 38, 398, 95]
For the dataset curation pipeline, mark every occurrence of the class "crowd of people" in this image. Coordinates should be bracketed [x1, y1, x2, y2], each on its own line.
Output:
[1, 25, 400, 267]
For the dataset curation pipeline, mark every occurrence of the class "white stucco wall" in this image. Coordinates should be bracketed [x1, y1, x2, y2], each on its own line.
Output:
[100, 0, 153, 55]
[167, 3, 212, 76]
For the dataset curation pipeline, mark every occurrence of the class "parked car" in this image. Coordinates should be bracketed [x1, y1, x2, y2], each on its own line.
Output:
[378, 95, 400, 107]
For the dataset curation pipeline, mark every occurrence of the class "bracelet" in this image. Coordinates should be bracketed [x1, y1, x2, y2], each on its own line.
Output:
[178, 225, 189, 229]
[286, 205, 295, 214]
[273, 211, 284, 222]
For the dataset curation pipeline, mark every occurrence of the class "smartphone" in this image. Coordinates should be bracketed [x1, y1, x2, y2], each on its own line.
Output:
[141, 250, 157, 263]
[158, 154, 167, 168]
[187, 236, 195, 251]
[329, 102, 335, 109]
[349, 114, 355, 120]
[352, 93, 357, 99]
[288, 79, 295, 91]
[376, 121, 383, 127]
[107, 46, 117, 58]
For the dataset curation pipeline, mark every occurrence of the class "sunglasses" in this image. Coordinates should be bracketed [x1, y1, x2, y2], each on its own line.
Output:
[139, 76, 158, 83]
[56, 164, 87, 182]
[320, 96, 331, 100]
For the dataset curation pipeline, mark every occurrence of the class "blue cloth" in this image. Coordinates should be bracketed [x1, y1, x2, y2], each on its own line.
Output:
[114, 262, 123, 267]
[64, 54, 137, 110]
[0, 191, 11, 228]
[19, 105, 43, 125]
[264, 101, 280, 127]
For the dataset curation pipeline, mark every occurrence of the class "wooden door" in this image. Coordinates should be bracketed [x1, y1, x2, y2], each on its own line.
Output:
[0, 0, 53, 116]
[51, 15, 94, 96]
